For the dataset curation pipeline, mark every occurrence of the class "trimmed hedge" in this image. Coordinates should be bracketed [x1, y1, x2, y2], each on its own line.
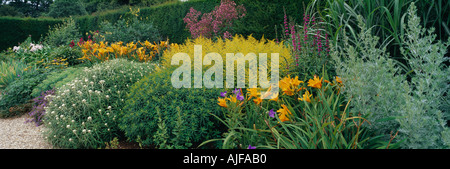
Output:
[75, 0, 219, 44]
[0, 17, 62, 51]
[1, 0, 308, 51]
[74, 0, 308, 43]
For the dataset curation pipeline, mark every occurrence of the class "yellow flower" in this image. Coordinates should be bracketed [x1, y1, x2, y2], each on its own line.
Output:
[269, 93, 279, 102]
[247, 88, 259, 100]
[260, 85, 278, 101]
[217, 97, 228, 108]
[119, 46, 128, 56]
[279, 75, 304, 96]
[160, 41, 168, 48]
[277, 104, 292, 122]
[308, 75, 323, 89]
[227, 96, 237, 103]
[253, 97, 262, 105]
[291, 76, 303, 87]
[336, 76, 343, 84]
[298, 91, 312, 103]
[142, 40, 152, 48]
[279, 75, 295, 96]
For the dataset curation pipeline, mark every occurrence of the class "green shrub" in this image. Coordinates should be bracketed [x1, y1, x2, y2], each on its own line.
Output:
[47, 46, 83, 66]
[11, 42, 53, 67]
[44, 17, 81, 47]
[31, 67, 84, 98]
[42, 59, 155, 149]
[119, 66, 224, 149]
[0, 70, 49, 118]
[97, 12, 161, 43]
[0, 59, 28, 89]
[47, 0, 88, 18]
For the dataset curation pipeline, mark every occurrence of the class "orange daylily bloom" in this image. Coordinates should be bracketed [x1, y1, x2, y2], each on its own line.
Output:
[277, 104, 292, 122]
[336, 76, 343, 84]
[217, 97, 228, 108]
[298, 90, 312, 103]
[308, 75, 323, 89]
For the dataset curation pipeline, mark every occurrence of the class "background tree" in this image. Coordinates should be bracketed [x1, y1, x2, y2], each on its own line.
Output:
[47, 0, 88, 18]
[1, 0, 52, 17]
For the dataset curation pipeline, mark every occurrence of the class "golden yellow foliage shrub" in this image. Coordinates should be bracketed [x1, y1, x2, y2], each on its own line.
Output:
[162, 35, 293, 88]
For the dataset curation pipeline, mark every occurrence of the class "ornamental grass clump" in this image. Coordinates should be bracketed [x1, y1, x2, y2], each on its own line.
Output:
[43, 59, 155, 149]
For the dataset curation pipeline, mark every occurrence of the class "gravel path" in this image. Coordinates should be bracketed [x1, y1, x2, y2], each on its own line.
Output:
[0, 114, 53, 149]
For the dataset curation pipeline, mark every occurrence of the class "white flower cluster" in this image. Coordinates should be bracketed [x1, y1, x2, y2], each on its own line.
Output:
[29, 43, 44, 52]
[12, 43, 44, 52]
[42, 59, 156, 148]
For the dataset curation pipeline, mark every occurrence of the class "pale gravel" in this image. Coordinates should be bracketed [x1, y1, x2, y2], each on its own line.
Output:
[0, 114, 53, 149]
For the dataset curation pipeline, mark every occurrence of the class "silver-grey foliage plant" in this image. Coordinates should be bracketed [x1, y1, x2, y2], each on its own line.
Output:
[397, 2, 450, 149]
[331, 2, 450, 148]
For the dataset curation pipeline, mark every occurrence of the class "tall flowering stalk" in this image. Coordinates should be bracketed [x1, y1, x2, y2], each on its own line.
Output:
[281, 12, 331, 77]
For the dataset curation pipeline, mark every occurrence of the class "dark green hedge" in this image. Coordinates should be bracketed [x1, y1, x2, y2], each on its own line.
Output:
[0, 0, 308, 51]
[0, 17, 62, 51]
[75, 0, 219, 44]
[75, 0, 308, 44]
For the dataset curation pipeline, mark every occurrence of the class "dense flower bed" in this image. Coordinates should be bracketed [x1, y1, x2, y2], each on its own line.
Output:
[0, 0, 449, 149]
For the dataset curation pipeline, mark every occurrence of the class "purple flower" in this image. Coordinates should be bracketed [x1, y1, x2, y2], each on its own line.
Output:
[17, 74, 20, 77]
[233, 88, 244, 101]
[267, 109, 275, 118]
[220, 91, 227, 97]
[232, 88, 240, 94]
[236, 94, 244, 101]
[248, 145, 256, 149]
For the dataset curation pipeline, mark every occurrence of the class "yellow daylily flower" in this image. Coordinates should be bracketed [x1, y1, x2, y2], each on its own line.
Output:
[277, 104, 292, 122]
[298, 90, 312, 103]
[217, 97, 228, 108]
[308, 75, 323, 89]
[247, 88, 259, 100]
[336, 76, 343, 84]
[253, 97, 262, 105]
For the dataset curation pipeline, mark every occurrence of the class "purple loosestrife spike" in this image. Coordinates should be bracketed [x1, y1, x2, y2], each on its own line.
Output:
[284, 12, 289, 36]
